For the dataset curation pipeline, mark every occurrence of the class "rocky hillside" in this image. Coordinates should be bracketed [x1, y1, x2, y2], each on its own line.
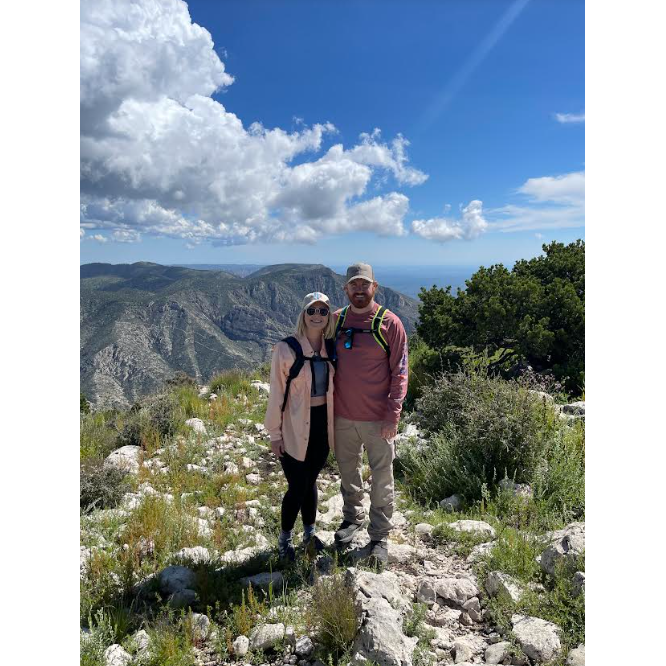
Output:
[81, 375, 585, 666]
[81, 262, 418, 410]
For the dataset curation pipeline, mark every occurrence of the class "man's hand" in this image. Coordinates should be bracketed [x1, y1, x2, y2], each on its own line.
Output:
[271, 439, 285, 457]
[380, 422, 398, 440]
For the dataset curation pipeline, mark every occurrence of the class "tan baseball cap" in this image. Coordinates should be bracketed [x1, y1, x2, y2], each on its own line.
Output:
[345, 262, 374, 284]
[301, 291, 330, 310]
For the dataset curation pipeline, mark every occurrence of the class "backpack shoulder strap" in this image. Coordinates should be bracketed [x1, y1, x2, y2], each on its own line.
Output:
[324, 337, 337, 366]
[334, 306, 349, 338]
[280, 337, 305, 412]
[371, 306, 390, 356]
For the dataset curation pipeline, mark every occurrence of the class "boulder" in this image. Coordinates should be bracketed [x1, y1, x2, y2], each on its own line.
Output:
[387, 543, 418, 564]
[485, 571, 525, 603]
[130, 629, 151, 653]
[466, 542, 495, 563]
[448, 520, 496, 538]
[159, 565, 196, 595]
[566, 644, 585, 666]
[103, 644, 131, 666]
[185, 418, 207, 434]
[295, 636, 315, 657]
[511, 614, 562, 663]
[174, 546, 214, 565]
[168, 588, 197, 609]
[485, 640, 512, 664]
[241, 571, 284, 589]
[562, 401, 585, 416]
[439, 494, 463, 512]
[352, 596, 417, 666]
[251, 380, 271, 393]
[246, 473, 261, 485]
[540, 522, 585, 576]
[104, 446, 141, 474]
[573, 571, 585, 597]
[414, 523, 433, 539]
[189, 613, 210, 640]
[434, 576, 480, 607]
[233, 635, 249, 657]
[452, 635, 486, 663]
[249, 623, 285, 650]
[346, 568, 409, 612]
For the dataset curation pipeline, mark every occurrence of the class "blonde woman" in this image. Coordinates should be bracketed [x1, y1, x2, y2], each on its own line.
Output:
[264, 292, 337, 560]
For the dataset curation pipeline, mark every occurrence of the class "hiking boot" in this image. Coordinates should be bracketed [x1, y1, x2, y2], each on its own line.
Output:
[304, 535, 325, 557]
[367, 540, 388, 566]
[334, 520, 363, 545]
[278, 540, 296, 562]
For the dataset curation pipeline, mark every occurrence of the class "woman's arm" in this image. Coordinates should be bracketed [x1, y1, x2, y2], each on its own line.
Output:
[264, 342, 288, 443]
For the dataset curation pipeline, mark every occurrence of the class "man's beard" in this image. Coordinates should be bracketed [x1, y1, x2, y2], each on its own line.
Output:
[350, 292, 372, 308]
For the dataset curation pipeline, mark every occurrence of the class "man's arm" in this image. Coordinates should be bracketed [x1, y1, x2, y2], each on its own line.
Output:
[383, 314, 409, 433]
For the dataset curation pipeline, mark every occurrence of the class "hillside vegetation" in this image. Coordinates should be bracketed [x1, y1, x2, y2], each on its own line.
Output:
[81, 245, 584, 666]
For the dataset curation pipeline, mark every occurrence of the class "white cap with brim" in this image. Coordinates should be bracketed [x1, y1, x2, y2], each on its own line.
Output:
[301, 291, 330, 310]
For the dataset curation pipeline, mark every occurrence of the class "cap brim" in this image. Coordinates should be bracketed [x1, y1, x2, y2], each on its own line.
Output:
[346, 275, 374, 284]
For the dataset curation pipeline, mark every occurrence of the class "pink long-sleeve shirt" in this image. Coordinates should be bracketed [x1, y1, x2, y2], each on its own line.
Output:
[333, 303, 408, 425]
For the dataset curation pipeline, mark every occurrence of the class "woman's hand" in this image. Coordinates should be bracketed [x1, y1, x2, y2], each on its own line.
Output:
[271, 438, 285, 457]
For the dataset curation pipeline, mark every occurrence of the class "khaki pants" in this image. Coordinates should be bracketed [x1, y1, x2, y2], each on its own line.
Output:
[334, 416, 395, 542]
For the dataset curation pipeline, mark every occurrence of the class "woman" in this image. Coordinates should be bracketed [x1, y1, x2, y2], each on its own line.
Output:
[264, 291, 337, 560]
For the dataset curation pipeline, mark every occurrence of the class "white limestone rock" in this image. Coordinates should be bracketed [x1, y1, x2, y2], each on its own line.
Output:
[448, 520, 496, 538]
[249, 623, 285, 650]
[511, 614, 562, 663]
[485, 571, 525, 603]
[439, 494, 463, 512]
[566, 643, 585, 666]
[103, 644, 132, 666]
[352, 596, 418, 666]
[540, 522, 585, 576]
[159, 565, 196, 595]
[185, 418, 207, 434]
[104, 446, 141, 474]
[485, 640, 512, 664]
[233, 635, 249, 657]
[174, 546, 214, 565]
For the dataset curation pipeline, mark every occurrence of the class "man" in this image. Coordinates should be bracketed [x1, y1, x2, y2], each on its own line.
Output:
[333, 262, 409, 564]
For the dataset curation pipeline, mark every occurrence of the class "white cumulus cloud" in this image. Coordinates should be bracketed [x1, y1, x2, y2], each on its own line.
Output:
[488, 171, 585, 232]
[411, 200, 488, 242]
[554, 112, 585, 124]
[80, 0, 427, 245]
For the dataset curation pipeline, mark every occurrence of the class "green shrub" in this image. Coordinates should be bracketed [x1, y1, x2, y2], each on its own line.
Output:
[80, 459, 128, 513]
[80, 609, 116, 666]
[81, 411, 120, 461]
[533, 421, 585, 523]
[81, 392, 91, 414]
[308, 574, 360, 660]
[119, 393, 182, 446]
[165, 371, 198, 389]
[404, 359, 563, 502]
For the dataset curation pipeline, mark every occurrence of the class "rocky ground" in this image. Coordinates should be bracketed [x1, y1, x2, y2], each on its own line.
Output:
[81, 383, 584, 666]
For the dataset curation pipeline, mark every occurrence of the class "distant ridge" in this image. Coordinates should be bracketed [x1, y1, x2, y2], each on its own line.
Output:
[81, 262, 418, 409]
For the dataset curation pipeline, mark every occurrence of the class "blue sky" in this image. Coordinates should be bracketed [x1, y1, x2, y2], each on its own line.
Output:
[80, 0, 584, 269]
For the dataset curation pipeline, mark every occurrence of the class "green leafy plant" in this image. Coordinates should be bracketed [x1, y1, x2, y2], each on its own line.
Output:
[308, 574, 360, 660]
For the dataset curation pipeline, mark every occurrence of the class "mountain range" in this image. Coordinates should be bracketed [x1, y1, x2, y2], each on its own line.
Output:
[81, 262, 419, 409]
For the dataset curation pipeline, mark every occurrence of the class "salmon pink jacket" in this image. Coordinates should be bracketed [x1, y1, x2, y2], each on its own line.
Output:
[264, 334, 335, 462]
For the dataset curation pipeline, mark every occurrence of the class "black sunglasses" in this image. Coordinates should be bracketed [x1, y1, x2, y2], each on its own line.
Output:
[306, 307, 329, 316]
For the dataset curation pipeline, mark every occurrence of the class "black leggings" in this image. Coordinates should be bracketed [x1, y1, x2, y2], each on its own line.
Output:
[280, 405, 330, 532]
